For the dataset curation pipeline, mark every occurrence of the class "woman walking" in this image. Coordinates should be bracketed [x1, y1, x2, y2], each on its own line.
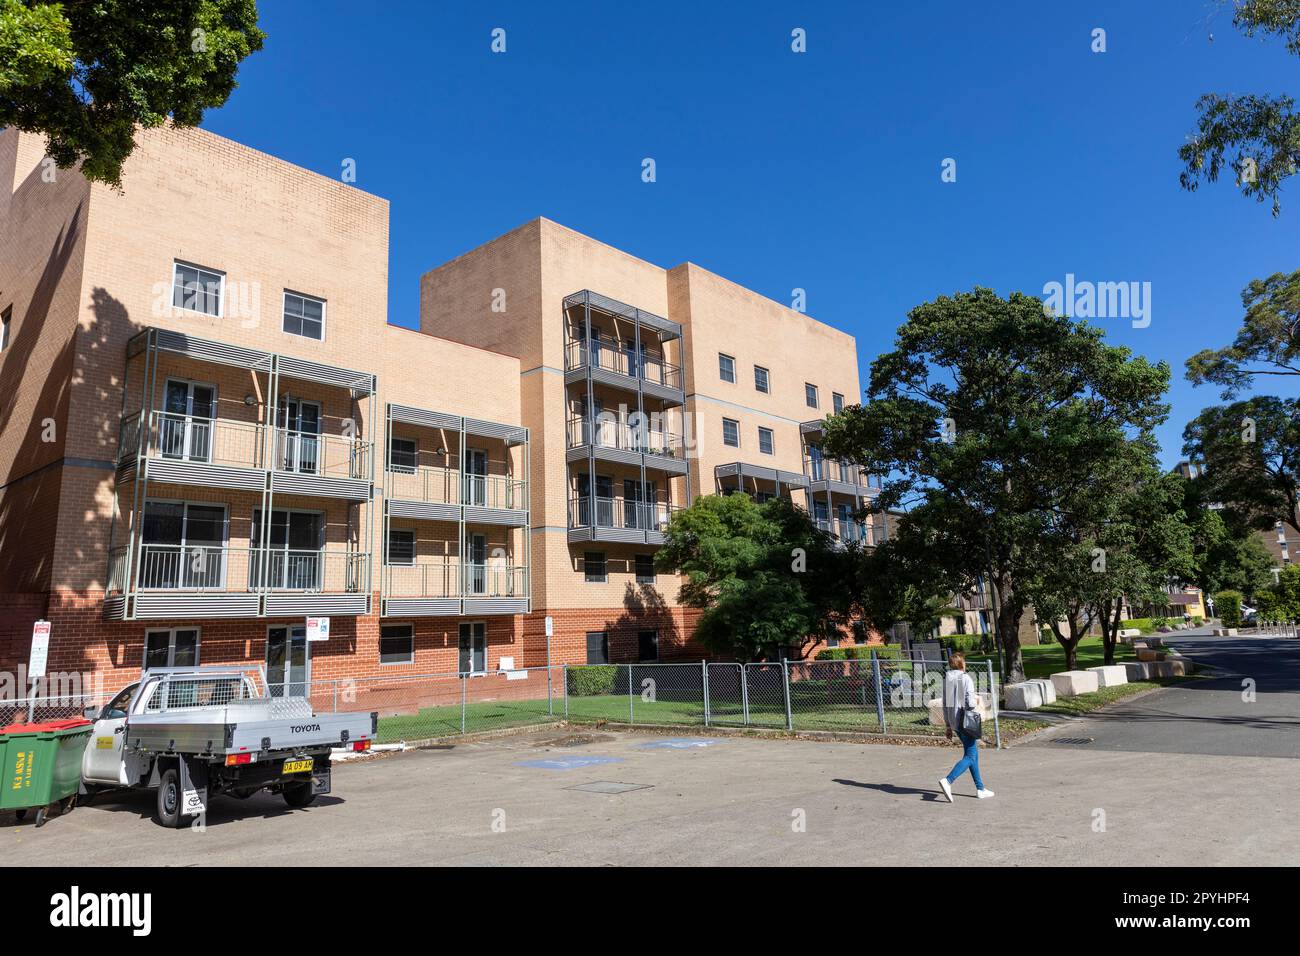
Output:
[938, 652, 994, 802]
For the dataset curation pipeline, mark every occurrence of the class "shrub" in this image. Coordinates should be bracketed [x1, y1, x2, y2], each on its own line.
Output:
[1039, 627, 1055, 644]
[1215, 590, 1243, 628]
[940, 634, 987, 654]
[814, 644, 902, 661]
[1120, 618, 1156, 634]
[568, 665, 619, 696]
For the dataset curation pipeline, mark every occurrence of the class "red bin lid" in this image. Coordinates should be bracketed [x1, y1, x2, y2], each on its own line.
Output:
[0, 717, 92, 735]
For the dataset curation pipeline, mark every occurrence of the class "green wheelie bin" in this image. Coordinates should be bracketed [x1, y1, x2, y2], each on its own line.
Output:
[0, 717, 93, 827]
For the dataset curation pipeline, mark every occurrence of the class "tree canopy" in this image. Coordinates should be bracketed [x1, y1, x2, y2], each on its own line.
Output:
[822, 287, 1171, 683]
[1178, 1, 1300, 215]
[1185, 270, 1300, 397]
[0, 0, 265, 188]
[656, 493, 849, 661]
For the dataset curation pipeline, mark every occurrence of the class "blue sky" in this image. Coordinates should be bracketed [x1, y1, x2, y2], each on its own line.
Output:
[199, 0, 1298, 466]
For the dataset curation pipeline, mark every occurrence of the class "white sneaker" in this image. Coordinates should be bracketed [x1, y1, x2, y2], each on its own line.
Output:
[976, 788, 995, 799]
[938, 778, 953, 803]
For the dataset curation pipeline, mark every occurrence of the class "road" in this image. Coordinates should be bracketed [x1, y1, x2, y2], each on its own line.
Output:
[1029, 633, 1300, 759]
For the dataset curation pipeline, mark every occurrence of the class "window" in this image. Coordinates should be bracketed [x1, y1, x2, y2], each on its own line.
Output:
[719, 353, 736, 383]
[826, 633, 840, 650]
[101, 683, 139, 720]
[389, 437, 417, 473]
[754, 365, 769, 393]
[459, 621, 487, 674]
[172, 262, 224, 317]
[833, 392, 845, 414]
[1, 306, 10, 352]
[387, 528, 416, 566]
[584, 551, 607, 583]
[586, 631, 609, 665]
[638, 630, 659, 662]
[635, 554, 656, 584]
[805, 383, 819, 409]
[143, 628, 200, 669]
[758, 427, 774, 455]
[283, 291, 325, 340]
[722, 418, 740, 447]
[380, 624, 414, 665]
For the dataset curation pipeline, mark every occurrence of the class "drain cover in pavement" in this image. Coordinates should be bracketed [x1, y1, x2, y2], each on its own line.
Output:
[565, 781, 653, 794]
[1053, 737, 1094, 745]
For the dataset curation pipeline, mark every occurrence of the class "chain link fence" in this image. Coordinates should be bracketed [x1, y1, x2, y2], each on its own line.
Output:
[0, 657, 1000, 746]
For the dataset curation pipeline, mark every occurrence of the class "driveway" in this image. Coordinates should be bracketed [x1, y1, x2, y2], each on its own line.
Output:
[1030, 634, 1300, 759]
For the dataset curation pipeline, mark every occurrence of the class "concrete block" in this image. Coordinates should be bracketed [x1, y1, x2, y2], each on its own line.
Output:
[1050, 670, 1100, 697]
[927, 694, 995, 726]
[1137, 647, 1165, 662]
[1123, 662, 1153, 681]
[1027, 678, 1057, 704]
[1004, 681, 1044, 710]
[1117, 628, 1141, 639]
[1087, 664, 1128, 688]
[1151, 660, 1188, 678]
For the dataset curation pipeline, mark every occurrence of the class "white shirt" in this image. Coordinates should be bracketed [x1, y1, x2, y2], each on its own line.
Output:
[942, 670, 978, 730]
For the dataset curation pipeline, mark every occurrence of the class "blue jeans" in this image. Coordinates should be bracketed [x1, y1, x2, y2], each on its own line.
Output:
[946, 730, 984, 790]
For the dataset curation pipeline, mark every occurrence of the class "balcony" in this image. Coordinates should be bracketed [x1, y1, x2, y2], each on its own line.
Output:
[814, 517, 871, 548]
[118, 410, 373, 501]
[385, 464, 528, 526]
[105, 544, 371, 620]
[562, 289, 685, 404]
[567, 496, 681, 545]
[381, 559, 529, 617]
[563, 340, 684, 401]
[804, 455, 877, 497]
[565, 417, 689, 475]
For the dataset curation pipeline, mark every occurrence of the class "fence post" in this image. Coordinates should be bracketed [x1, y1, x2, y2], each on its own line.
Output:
[781, 659, 793, 731]
[547, 662, 553, 716]
[871, 651, 886, 735]
[460, 675, 467, 734]
[628, 663, 634, 724]
[741, 664, 750, 726]
[332, 680, 338, 714]
[702, 660, 710, 727]
[563, 663, 569, 719]
[988, 659, 1002, 749]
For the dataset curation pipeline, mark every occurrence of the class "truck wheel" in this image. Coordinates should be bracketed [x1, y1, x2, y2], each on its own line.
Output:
[156, 768, 183, 828]
[282, 781, 316, 809]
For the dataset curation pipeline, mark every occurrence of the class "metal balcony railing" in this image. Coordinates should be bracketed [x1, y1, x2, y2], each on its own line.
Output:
[386, 464, 527, 510]
[383, 559, 527, 599]
[107, 545, 369, 595]
[814, 517, 870, 544]
[567, 496, 680, 532]
[805, 455, 873, 487]
[563, 339, 683, 390]
[118, 410, 372, 480]
[565, 417, 686, 459]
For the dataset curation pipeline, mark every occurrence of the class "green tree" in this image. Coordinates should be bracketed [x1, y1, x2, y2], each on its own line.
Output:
[656, 494, 844, 661]
[1182, 396, 1300, 537]
[1178, 1, 1300, 215]
[0, 0, 264, 188]
[1185, 506, 1276, 599]
[822, 288, 1170, 683]
[1185, 271, 1300, 398]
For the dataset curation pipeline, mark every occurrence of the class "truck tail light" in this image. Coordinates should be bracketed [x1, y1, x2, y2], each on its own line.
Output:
[352, 739, 371, 752]
[225, 752, 252, 766]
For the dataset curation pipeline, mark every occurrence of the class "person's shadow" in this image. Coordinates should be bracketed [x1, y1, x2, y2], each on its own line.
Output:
[832, 779, 943, 801]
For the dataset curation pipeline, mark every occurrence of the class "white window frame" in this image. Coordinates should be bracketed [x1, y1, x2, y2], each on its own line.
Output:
[172, 261, 225, 318]
[718, 353, 736, 384]
[389, 437, 418, 474]
[584, 551, 607, 583]
[635, 553, 656, 584]
[387, 527, 416, 566]
[805, 383, 819, 409]
[833, 392, 845, 414]
[1, 306, 10, 352]
[722, 417, 740, 448]
[142, 627, 202, 669]
[758, 426, 774, 455]
[459, 620, 488, 676]
[282, 289, 327, 341]
[140, 498, 230, 590]
[380, 623, 415, 666]
[754, 365, 769, 393]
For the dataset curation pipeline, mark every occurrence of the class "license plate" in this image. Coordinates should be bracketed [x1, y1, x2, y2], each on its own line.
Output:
[282, 758, 313, 775]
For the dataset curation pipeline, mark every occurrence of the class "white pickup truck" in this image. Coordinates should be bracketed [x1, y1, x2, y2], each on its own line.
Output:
[81, 666, 376, 828]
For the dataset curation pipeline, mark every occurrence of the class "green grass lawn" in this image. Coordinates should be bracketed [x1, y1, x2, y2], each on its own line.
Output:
[373, 680, 953, 742]
[967, 636, 1135, 680]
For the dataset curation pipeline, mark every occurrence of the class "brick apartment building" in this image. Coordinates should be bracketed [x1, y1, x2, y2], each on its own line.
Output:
[0, 124, 876, 689]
